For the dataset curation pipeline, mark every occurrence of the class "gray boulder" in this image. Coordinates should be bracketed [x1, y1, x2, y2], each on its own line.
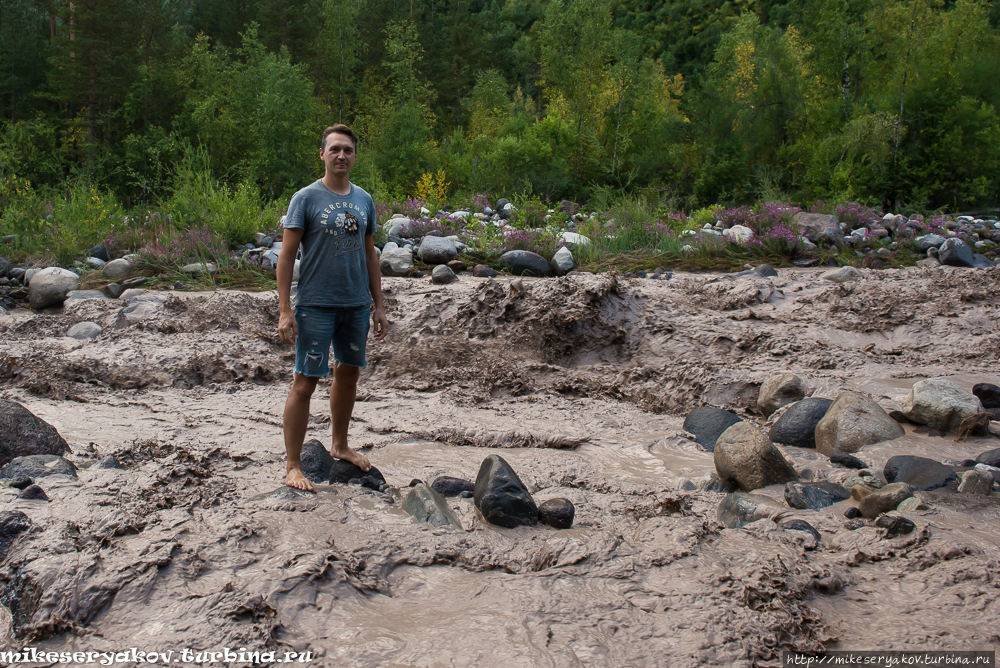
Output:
[683, 406, 743, 452]
[915, 234, 946, 251]
[431, 265, 458, 284]
[102, 258, 133, 279]
[65, 290, 110, 302]
[87, 244, 109, 262]
[0, 401, 70, 467]
[403, 483, 463, 528]
[901, 377, 984, 432]
[28, 267, 80, 309]
[329, 459, 387, 490]
[814, 392, 904, 455]
[884, 455, 957, 491]
[976, 448, 1000, 468]
[550, 247, 575, 276]
[558, 231, 591, 251]
[419, 236, 459, 264]
[758, 373, 806, 417]
[717, 491, 789, 528]
[821, 266, 861, 283]
[714, 422, 798, 492]
[769, 398, 833, 448]
[384, 218, 412, 237]
[0, 454, 77, 479]
[938, 238, 974, 267]
[538, 498, 575, 529]
[498, 250, 550, 277]
[66, 322, 102, 339]
[972, 254, 995, 268]
[858, 482, 913, 518]
[784, 481, 850, 510]
[379, 248, 414, 277]
[794, 213, 839, 241]
[180, 262, 217, 275]
[474, 454, 538, 528]
[957, 470, 994, 496]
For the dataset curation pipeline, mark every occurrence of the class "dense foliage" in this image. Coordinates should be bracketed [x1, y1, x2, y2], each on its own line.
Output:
[2, 0, 999, 219]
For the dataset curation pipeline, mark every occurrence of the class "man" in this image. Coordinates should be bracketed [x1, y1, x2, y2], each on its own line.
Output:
[277, 124, 389, 492]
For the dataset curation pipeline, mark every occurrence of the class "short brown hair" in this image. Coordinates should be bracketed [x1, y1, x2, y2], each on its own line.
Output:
[321, 124, 357, 150]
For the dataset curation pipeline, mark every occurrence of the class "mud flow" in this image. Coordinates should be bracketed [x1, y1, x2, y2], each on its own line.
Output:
[0, 267, 998, 667]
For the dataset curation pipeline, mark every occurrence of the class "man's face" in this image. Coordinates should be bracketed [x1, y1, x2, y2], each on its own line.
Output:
[321, 133, 356, 176]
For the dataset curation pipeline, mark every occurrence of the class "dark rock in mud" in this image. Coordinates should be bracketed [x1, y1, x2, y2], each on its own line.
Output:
[403, 483, 462, 528]
[976, 448, 1000, 468]
[0, 511, 30, 559]
[9, 478, 32, 490]
[95, 455, 121, 469]
[473, 264, 497, 278]
[884, 455, 957, 491]
[783, 481, 850, 510]
[830, 453, 867, 470]
[499, 250, 550, 277]
[973, 383, 1000, 409]
[0, 455, 77, 480]
[717, 491, 789, 528]
[844, 507, 861, 519]
[859, 482, 914, 518]
[87, 244, 110, 262]
[769, 398, 833, 448]
[714, 422, 797, 492]
[844, 518, 868, 530]
[120, 276, 148, 290]
[408, 478, 423, 487]
[300, 439, 334, 484]
[875, 514, 916, 537]
[0, 399, 71, 467]
[538, 498, 575, 529]
[474, 454, 538, 528]
[683, 406, 743, 452]
[431, 476, 475, 497]
[330, 459, 387, 490]
[780, 519, 821, 541]
[754, 264, 779, 278]
[16, 484, 47, 501]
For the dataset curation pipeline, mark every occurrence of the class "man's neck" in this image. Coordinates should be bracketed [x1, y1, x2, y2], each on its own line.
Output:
[322, 173, 351, 196]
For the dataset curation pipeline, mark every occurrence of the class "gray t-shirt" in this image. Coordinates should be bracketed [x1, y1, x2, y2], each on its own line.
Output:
[283, 180, 377, 308]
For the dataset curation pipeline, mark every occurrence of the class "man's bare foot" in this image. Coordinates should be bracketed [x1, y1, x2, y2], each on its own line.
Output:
[285, 467, 315, 492]
[332, 446, 371, 472]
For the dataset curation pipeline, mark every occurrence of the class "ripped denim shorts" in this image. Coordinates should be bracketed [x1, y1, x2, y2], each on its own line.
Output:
[294, 304, 371, 375]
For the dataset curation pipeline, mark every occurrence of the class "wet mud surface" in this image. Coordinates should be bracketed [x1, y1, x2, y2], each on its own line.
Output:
[0, 266, 999, 666]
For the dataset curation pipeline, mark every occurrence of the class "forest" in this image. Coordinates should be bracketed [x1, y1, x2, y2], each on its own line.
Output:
[1, 0, 999, 269]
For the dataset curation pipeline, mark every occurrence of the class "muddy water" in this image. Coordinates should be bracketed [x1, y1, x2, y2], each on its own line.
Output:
[1, 268, 1000, 666]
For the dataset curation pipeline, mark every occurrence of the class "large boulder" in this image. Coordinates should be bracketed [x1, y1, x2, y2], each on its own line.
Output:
[380, 248, 414, 277]
[901, 378, 984, 432]
[402, 483, 463, 528]
[915, 234, 946, 252]
[714, 422, 798, 492]
[102, 258, 133, 280]
[384, 218, 412, 237]
[683, 406, 743, 452]
[784, 481, 851, 510]
[814, 392, 904, 455]
[550, 247, 575, 276]
[858, 482, 913, 518]
[973, 383, 1000, 409]
[757, 373, 806, 417]
[938, 238, 975, 267]
[418, 236, 459, 265]
[883, 455, 957, 491]
[299, 439, 334, 484]
[976, 448, 1000, 468]
[717, 491, 789, 528]
[0, 400, 70, 467]
[558, 231, 591, 251]
[769, 398, 833, 449]
[794, 212, 839, 241]
[28, 267, 80, 309]
[0, 454, 77, 479]
[473, 454, 538, 528]
[957, 470, 994, 495]
[498, 250, 550, 277]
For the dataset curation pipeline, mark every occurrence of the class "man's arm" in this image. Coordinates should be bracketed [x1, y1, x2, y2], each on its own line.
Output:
[364, 234, 389, 340]
[277, 227, 304, 344]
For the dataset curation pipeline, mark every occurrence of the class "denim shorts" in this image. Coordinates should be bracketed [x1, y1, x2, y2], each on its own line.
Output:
[294, 304, 371, 375]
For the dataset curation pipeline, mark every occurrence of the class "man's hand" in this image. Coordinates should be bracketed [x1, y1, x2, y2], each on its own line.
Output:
[372, 306, 389, 341]
[278, 310, 298, 344]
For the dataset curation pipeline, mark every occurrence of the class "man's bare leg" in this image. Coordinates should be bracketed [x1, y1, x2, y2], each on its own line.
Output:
[329, 361, 371, 471]
[284, 373, 319, 490]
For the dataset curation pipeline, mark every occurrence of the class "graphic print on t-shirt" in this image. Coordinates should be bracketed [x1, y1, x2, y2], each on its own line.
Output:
[318, 200, 366, 255]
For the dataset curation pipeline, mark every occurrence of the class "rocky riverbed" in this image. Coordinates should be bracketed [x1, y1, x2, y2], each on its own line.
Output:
[0, 266, 998, 667]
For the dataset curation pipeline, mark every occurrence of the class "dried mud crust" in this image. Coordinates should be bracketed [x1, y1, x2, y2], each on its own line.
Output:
[1, 267, 998, 409]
